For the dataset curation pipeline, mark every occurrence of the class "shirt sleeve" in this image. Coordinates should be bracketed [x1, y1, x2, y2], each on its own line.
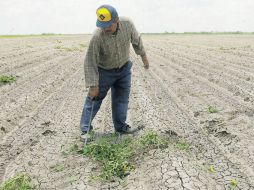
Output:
[130, 20, 146, 56]
[84, 34, 100, 88]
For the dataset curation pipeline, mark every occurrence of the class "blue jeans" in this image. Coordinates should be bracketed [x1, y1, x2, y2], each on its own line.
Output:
[80, 61, 132, 133]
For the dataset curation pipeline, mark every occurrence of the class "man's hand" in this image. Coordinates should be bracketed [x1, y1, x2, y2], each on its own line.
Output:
[141, 54, 149, 69]
[88, 86, 99, 99]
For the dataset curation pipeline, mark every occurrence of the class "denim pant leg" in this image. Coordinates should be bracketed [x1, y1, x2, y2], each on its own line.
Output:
[80, 69, 114, 133]
[111, 61, 132, 131]
[80, 96, 102, 133]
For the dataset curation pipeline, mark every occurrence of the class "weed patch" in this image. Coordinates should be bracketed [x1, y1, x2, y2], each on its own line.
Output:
[50, 164, 65, 172]
[60, 143, 79, 156]
[81, 131, 168, 182]
[175, 140, 190, 150]
[0, 75, 16, 85]
[139, 131, 168, 149]
[0, 173, 36, 190]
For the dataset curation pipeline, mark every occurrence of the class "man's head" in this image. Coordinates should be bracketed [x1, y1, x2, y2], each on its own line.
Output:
[96, 5, 119, 35]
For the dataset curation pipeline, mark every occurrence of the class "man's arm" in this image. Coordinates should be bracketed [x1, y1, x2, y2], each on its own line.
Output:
[130, 19, 149, 69]
[84, 34, 100, 98]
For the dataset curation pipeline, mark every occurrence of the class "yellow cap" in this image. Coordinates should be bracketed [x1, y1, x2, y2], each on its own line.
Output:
[96, 7, 111, 22]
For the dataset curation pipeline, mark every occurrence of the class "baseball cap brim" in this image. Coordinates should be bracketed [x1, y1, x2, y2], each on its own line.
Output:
[96, 19, 114, 28]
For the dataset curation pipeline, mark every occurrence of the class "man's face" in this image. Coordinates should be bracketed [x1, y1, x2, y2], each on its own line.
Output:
[103, 19, 118, 35]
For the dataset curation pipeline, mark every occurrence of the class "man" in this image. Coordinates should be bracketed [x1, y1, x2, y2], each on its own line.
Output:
[80, 4, 149, 142]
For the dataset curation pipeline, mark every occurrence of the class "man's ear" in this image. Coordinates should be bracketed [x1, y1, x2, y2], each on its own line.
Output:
[114, 17, 119, 23]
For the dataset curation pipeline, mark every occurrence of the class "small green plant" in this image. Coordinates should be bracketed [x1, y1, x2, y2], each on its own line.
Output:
[81, 131, 168, 181]
[208, 166, 215, 173]
[0, 173, 35, 190]
[69, 144, 79, 152]
[208, 106, 218, 113]
[175, 140, 189, 150]
[50, 164, 65, 172]
[60, 144, 80, 156]
[68, 176, 77, 185]
[230, 179, 237, 188]
[60, 144, 67, 155]
[139, 131, 168, 148]
[0, 75, 16, 85]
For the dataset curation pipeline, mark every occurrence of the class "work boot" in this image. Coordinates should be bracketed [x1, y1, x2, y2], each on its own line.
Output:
[117, 125, 139, 134]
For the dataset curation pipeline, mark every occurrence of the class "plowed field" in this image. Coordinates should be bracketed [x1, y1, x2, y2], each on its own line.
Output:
[0, 34, 254, 190]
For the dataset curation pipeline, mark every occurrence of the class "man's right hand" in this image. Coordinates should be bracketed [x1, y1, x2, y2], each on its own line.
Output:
[141, 54, 149, 69]
[88, 86, 99, 99]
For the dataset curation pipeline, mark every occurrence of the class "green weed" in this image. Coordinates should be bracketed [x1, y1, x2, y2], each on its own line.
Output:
[0, 75, 16, 85]
[82, 134, 133, 181]
[81, 131, 168, 181]
[68, 176, 77, 185]
[208, 166, 215, 173]
[60, 143, 80, 156]
[0, 173, 35, 190]
[230, 179, 237, 188]
[208, 106, 218, 113]
[139, 131, 168, 149]
[175, 140, 189, 150]
[50, 164, 65, 172]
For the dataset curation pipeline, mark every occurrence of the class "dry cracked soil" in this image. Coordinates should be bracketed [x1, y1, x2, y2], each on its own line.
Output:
[0, 34, 254, 190]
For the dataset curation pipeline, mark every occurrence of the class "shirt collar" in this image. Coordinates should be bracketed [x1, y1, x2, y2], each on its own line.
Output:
[112, 23, 120, 35]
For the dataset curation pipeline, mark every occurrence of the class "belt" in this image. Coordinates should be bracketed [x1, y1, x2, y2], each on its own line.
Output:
[99, 61, 129, 72]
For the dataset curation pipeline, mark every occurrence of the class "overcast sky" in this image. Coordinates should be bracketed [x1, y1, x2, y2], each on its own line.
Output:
[1, 0, 254, 34]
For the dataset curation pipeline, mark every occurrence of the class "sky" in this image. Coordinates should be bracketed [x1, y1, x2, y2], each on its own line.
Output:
[1, 0, 254, 34]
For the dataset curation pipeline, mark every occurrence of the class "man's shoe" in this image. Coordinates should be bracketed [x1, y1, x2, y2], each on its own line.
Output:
[80, 132, 93, 143]
[80, 125, 94, 143]
[117, 125, 139, 134]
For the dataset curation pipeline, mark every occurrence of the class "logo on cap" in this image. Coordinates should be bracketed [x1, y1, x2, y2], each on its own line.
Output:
[99, 14, 105, 20]
[96, 7, 111, 22]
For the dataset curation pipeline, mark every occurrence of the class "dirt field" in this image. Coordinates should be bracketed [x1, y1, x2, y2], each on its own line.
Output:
[0, 34, 254, 190]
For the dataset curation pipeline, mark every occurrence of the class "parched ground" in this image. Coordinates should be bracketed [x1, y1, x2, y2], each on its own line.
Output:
[0, 34, 254, 190]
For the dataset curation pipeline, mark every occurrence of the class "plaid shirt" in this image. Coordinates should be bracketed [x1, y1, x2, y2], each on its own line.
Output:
[84, 17, 146, 87]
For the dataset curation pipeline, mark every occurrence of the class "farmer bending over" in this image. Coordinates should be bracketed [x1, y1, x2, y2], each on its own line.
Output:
[80, 4, 149, 142]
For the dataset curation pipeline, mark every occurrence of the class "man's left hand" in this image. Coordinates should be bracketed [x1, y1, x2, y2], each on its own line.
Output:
[141, 55, 149, 69]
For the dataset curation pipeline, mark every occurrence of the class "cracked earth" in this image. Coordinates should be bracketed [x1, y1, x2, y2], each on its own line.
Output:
[0, 34, 254, 189]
